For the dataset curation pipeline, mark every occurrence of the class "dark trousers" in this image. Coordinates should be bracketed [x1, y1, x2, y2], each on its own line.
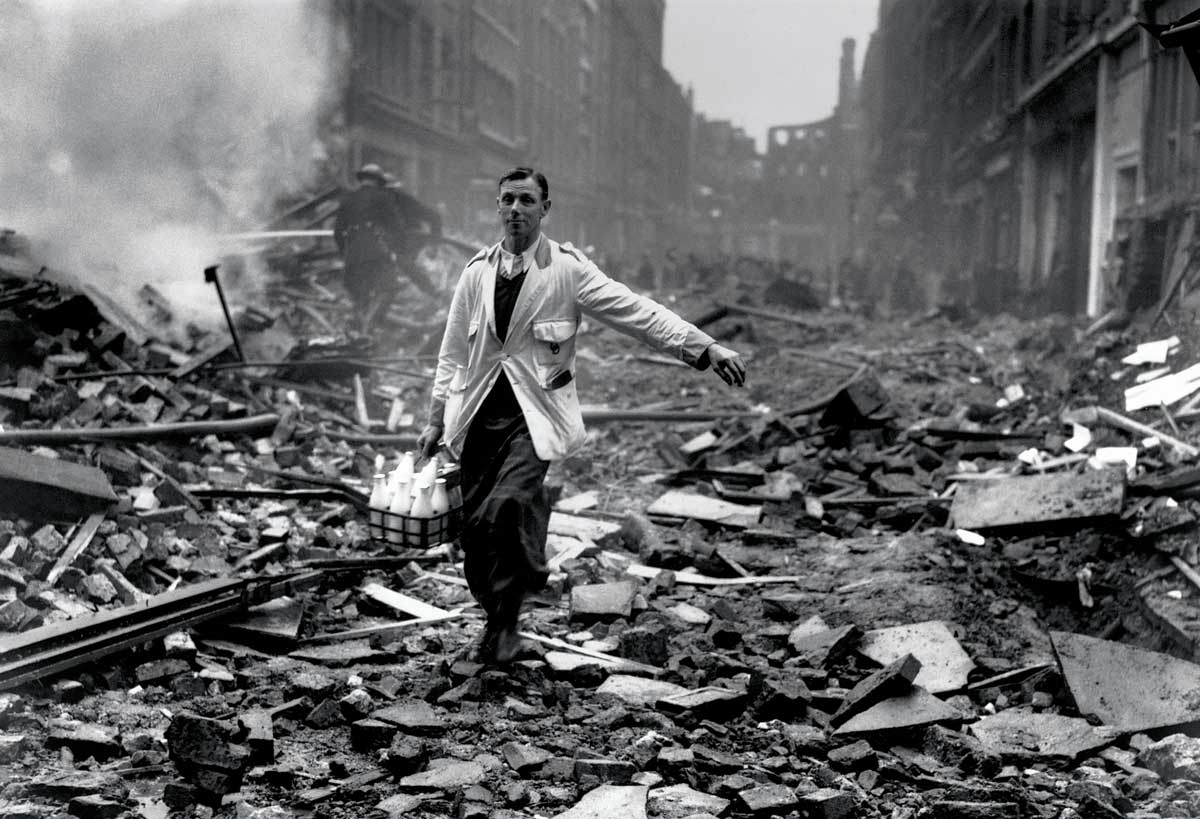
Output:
[344, 259, 398, 309]
[459, 415, 551, 625]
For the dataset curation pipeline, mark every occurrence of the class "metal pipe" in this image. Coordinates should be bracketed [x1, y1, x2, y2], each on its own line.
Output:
[204, 264, 245, 362]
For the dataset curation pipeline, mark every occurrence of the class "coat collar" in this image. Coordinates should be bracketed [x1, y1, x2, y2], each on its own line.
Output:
[485, 233, 551, 269]
[483, 234, 552, 343]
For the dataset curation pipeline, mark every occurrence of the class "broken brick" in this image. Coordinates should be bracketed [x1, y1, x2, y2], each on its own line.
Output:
[350, 718, 396, 752]
[797, 787, 856, 819]
[827, 739, 876, 772]
[738, 783, 799, 815]
[830, 652, 921, 727]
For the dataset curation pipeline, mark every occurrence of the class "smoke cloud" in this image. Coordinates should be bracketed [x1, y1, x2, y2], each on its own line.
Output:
[0, 0, 340, 344]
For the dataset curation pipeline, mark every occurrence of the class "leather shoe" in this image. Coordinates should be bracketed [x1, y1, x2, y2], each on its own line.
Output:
[470, 624, 499, 663]
[492, 623, 523, 663]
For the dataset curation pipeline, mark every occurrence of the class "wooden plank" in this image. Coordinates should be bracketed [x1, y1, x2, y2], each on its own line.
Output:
[360, 583, 450, 621]
[519, 631, 660, 675]
[172, 339, 234, 379]
[353, 374, 371, 429]
[93, 558, 150, 605]
[0, 448, 118, 523]
[222, 596, 307, 645]
[548, 512, 622, 544]
[302, 612, 459, 644]
[1151, 209, 1197, 328]
[546, 534, 595, 572]
[950, 469, 1125, 531]
[626, 563, 803, 587]
[645, 490, 761, 529]
[46, 512, 105, 585]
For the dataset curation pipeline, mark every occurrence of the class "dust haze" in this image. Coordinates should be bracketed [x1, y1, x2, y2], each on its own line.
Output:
[0, 0, 341, 342]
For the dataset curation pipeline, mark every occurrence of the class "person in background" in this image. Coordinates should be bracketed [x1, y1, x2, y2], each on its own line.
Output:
[417, 166, 746, 664]
[383, 172, 444, 292]
[334, 163, 439, 332]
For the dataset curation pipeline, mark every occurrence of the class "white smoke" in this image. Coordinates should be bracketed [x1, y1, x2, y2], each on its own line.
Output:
[0, 0, 341, 344]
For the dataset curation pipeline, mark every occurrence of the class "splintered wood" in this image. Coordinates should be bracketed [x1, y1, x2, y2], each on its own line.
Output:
[950, 468, 1125, 530]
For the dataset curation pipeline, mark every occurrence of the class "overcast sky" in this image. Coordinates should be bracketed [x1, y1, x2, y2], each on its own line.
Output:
[663, 0, 879, 152]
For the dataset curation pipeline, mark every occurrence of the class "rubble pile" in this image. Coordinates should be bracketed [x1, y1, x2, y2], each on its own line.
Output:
[0, 262, 1199, 818]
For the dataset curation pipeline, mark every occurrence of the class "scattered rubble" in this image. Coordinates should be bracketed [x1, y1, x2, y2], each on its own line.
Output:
[1, 267, 1200, 818]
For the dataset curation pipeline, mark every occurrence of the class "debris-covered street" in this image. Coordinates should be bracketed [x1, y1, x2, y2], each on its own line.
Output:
[6, 1, 1200, 817]
[2, 258, 1200, 818]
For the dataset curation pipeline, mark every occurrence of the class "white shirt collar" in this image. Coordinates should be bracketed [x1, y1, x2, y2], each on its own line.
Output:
[499, 233, 541, 278]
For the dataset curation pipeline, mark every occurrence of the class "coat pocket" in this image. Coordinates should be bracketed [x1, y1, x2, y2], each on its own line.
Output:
[532, 318, 577, 366]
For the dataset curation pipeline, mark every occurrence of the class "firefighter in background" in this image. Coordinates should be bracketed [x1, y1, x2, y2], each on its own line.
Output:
[334, 163, 440, 331]
[384, 171, 444, 289]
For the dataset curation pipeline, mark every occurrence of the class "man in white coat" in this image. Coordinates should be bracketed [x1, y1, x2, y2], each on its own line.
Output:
[418, 167, 745, 663]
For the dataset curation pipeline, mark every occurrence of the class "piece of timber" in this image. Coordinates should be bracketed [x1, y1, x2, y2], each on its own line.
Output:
[129, 446, 203, 511]
[297, 554, 444, 571]
[0, 447, 118, 522]
[723, 302, 813, 327]
[172, 339, 234, 379]
[950, 468, 1125, 531]
[626, 563, 803, 587]
[1130, 465, 1200, 495]
[519, 631, 660, 675]
[1071, 406, 1199, 458]
[189, 487, 363, 507]
[820, 496, 950, 507]
[302, 611, 460, 644]
[0, 572, 320, 689]
[360, 583, 451, 621]
[0, 414, 280, 445]
[46, 512, 106, 585]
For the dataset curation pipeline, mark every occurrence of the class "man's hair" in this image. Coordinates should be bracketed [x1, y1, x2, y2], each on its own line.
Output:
[498, 167, 549, 202]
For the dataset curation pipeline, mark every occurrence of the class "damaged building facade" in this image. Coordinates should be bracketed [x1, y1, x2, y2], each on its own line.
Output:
[858, 0, 1164, 316]
[334, 0, 693, 258]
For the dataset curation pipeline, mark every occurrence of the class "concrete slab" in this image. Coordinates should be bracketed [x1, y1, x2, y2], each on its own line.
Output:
[832, 686, 962, 736]
[831, 652, 921, 727]
[789, 624, 861, 667]
[596, 674, 688, 707]
[969, 709, 1119, 760]
[371, 699, 447, 736]
[288, 640, 394, 667]
[648, 783, 730, 819]
[398, 759, 486, 791]
[657, 687, 748, 719]
[669, 602, 712, 626]
[544, 651, 618, 673]
[1051, 630, 1200, 734]
[950, 469, 1124, 530]
[553, 784, 648, 819]
[570, 581, 639, 621]
[225, 597, 305, 645]
[376, 794, 426, 816]
[858, 621, 974, 694]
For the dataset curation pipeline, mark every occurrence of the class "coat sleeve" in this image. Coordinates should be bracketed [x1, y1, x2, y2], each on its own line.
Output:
[427, 264, 473, 425]
[575, 259, 715, 369]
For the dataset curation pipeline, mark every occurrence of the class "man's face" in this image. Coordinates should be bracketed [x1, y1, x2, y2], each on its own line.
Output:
[497, 177, 549, 246]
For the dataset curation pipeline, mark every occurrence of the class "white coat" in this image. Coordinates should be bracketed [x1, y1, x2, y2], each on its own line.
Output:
[430, 234, 716, 461]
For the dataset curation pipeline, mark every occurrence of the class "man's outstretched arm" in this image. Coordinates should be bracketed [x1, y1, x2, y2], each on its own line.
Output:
[576, 260, 745, 386]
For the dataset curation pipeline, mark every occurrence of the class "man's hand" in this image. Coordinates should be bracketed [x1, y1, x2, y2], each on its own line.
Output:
[416, 424, 443, 458]
[707, 343, 746, 387]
